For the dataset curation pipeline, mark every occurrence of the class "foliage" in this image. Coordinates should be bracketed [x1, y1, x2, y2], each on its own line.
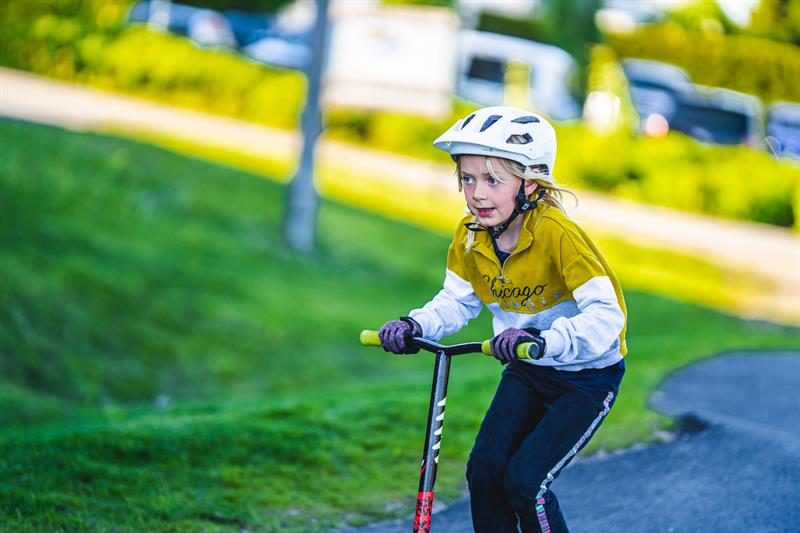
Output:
[606, 23, 800, 104]
[664, 0, 739, 34]
[749, 0, 800, 44]
[477, 11, 556, 46]
[476, 0, 600, 95]
[538, 0, 600, 65]
[1, 120, 799, 531]
[556, 125, 799, 227]
[95, 26, 304, 128]
[0, 0, 129, 67]
[0, 0, 305, 129]
[325, 103, 473, 163]
[324, 108, 800, 229]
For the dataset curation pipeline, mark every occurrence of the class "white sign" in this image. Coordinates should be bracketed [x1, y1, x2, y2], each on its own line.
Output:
[323, 1, 459, 117]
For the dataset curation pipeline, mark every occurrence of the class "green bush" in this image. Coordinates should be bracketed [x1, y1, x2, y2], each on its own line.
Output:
[556, 126, 799, 227]
[0, 1, 305, 129]
[0, 0, 128, 69]
[325, 102, 475, 163]
[89, 27, 305, 129]
[606, 24, 800, 104]
[326, 97, 799, 229]
[477, 11, 556, 46]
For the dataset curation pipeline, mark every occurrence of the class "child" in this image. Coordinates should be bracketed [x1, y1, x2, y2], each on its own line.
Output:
[378, 106, 628, 533]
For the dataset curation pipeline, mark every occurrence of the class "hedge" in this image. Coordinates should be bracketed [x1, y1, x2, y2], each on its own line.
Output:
[0, 0, 305, 129]
[556, 126, 798, 228]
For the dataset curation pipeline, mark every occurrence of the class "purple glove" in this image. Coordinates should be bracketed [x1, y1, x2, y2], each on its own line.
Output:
[378, 317, 422, 354]
[490, 327, 545, 364]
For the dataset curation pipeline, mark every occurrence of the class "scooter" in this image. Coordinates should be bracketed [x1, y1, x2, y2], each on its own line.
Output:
[359, 330, 535, 533]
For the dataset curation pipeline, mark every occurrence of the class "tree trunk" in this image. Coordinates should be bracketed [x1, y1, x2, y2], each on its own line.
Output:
[283, 0, 329, 253]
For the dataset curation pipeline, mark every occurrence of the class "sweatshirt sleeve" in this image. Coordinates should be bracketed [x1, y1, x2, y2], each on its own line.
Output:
[408, 268, 483, 341]
[407, 234, 483, 341]
[540, 272, 625, 363]
[539, 223, 625, 363]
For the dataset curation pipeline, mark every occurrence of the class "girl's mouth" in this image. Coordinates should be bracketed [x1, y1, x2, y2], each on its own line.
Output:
[476, 207, 495, 218]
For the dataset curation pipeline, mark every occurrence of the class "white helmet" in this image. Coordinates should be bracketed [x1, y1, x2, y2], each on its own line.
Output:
[433, 106, 557, 183]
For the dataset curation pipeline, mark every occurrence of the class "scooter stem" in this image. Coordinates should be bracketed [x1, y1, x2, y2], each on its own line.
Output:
[414, 349, 451, 533]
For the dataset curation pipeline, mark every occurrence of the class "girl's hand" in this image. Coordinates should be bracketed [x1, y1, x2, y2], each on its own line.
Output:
[378, 317, 422, 354]
[490, 327, 545, 363]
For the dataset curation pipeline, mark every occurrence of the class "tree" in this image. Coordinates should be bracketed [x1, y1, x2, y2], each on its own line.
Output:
[282, 0, 328, 252]
[749, 0, 800, 44]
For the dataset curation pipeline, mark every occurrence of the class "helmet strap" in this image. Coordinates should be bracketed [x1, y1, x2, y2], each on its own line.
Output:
[464, 185, 546, 239]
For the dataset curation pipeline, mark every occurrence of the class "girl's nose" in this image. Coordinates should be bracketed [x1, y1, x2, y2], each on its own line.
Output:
[472, 180, 487, 199]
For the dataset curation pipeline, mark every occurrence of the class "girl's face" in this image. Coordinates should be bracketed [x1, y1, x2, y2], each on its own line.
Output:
[459, 155, 538, 228]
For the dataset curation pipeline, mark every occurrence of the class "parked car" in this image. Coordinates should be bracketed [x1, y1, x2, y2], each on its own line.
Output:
[128, 1, 235, 47]
[128, 1, 310, 68]
[621, 58, 691, 130]
[241, 0, 314, 69]
[224, 10, 275, 47]
[242, 34, 311, 70]
[766, 101, 800, 159]
[669, 85, 763, 147]
[456, 30, 581, 121]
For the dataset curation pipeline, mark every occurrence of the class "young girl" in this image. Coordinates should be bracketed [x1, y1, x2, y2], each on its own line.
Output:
[378, 106, 628, 533]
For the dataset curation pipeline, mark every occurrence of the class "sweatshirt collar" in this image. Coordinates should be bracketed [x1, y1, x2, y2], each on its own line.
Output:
[469, 205, 542, 261]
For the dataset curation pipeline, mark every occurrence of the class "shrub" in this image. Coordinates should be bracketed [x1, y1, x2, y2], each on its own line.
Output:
[556, 125, 799, 228]
[0, 1, 305, 129]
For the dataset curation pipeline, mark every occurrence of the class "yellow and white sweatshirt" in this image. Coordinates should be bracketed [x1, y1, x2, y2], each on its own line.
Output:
[409, 204, 628, 371]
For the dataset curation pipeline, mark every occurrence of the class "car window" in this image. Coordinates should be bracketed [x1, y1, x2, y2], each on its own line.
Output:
[671, 105, 750, 144]
[467, 57, 506, 84]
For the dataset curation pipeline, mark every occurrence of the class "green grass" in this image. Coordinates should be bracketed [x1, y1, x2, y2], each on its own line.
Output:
[110, 127, 798, 326]
[1, 119, 798, 532]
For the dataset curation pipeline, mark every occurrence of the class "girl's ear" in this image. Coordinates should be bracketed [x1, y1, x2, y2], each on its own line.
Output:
[524, 179, 538, 197]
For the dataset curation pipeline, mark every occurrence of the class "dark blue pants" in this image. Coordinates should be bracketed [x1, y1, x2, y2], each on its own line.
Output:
[466, 359, 624, 533]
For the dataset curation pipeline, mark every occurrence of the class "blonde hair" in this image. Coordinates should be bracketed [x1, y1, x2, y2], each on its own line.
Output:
[455, 154, 577, 251]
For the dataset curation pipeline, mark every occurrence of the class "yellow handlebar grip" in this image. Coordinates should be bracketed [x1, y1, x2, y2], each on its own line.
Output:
[516, 342, 534, 360]
[481, 340, 493, 356]
[359, 330, 382, 347]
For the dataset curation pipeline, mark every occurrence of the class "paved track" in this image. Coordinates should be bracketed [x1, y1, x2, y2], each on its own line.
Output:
[334, 351, 800, 532]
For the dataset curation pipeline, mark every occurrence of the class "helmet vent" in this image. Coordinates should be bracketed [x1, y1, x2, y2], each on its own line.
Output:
[511, 116, 540, 124]
[461, 114, 476, 130]
[479, 115, 502, 132]
[507, 133, 533, 145]
[530, 164, 550, 176]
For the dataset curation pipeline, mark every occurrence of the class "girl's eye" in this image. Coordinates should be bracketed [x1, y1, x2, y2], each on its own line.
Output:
[487, 177, 498, 185]
[461, 175, 474, 184]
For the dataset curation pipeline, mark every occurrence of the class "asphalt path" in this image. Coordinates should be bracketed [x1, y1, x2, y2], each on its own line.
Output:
[333, 350, 800, 532]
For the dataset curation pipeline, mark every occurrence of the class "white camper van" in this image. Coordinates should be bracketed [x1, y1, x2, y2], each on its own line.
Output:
[456, 30, 580, 121]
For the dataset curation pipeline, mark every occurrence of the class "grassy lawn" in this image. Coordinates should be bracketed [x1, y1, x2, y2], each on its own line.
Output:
[1, 119, 798, 531]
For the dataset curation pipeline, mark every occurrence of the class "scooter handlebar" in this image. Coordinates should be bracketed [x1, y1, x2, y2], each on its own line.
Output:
[359, 330, 382, 347]
[480, 340, 493, 356]
[360, 330, 531, 359]
[515, 342, 535, 360]
[482, 339, 533, 359]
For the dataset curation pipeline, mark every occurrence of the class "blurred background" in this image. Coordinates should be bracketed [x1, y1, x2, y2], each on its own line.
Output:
[0, 0, 798, 531]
